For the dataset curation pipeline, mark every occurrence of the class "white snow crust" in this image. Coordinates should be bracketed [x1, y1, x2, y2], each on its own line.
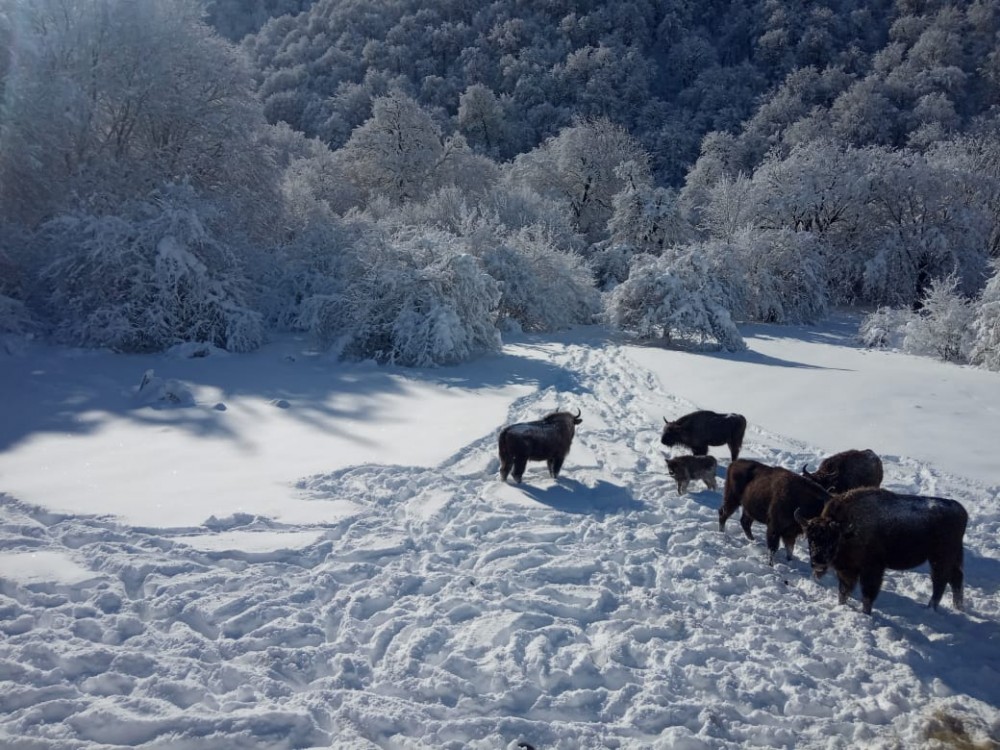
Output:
[1, 318, 998, 749]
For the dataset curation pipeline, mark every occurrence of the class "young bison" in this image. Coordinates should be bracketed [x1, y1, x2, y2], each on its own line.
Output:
[720, 459, 831, 565]
[802, 448, 883, 493]
[664, 454, 718, 495]
[796, 488, 967, 615]
[661, 410, 747, 461]
[498, 409, 582, 484]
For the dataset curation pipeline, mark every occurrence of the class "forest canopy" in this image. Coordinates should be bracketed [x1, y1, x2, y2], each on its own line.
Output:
[1, 0, 998, 367]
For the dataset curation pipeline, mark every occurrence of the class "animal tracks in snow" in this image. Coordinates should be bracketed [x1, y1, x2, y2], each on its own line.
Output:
[0, 339, 998, 748]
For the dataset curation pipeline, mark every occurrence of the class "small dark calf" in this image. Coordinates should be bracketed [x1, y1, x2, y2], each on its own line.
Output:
[661, 410, 747, 461]
[796, 488, 967, 615]
[802, 448, 883, 493]
[665, 454, 718, 495]
[498, 409, 582, 484]
[720, 459, 830, 565]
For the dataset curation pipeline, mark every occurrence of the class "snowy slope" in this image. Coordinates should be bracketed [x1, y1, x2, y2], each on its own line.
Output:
[1, 320, 998, 749]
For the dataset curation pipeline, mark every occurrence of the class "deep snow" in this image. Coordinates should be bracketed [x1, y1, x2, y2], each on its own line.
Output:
[1, 315, 998, 749]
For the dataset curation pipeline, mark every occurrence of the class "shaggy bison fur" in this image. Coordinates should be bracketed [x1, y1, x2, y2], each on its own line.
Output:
[498, 409, 582, 484]
[665, 454, 718, 495]
[661, 410, 747, 461]
[802, 448, 883, 493]
[796, 488, 967, 615]
[720, 459, 831, 565]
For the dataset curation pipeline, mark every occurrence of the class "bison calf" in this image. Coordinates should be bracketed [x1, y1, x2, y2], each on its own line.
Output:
[661, 410, 747, 461]
[720, 459, 830, 565]
[665, 454, 718, 495]
[797, 488, 967, 615]
[802, 448, 883, 493]
[498, 409, 582, 484]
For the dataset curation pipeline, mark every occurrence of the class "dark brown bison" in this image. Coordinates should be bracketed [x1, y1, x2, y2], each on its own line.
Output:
[664, 454, 718, 495]
[802, 448, 883, 493]
[720, 459, 831, 565]
[796, 488, 967, 615]
[661, 410, 747, 461]
[498, 409, 582, 484]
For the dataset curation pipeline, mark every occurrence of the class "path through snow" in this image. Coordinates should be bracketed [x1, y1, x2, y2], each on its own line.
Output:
[1, 337, 998, 749]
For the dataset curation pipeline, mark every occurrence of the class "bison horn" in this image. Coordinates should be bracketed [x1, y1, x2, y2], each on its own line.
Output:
[663, 416, 669, 424]
[574, 408, 581, 419]
[802, 464, 809, 474]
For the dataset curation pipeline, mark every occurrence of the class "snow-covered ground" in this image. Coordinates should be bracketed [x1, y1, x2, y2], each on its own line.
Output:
[1, 316, 998, 749]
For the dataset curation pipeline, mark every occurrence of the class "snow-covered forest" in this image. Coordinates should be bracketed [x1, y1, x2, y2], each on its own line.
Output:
[2, 0, 1000, 367]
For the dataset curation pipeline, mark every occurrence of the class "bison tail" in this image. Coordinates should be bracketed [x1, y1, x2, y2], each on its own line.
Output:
[498, 427, 511, 462]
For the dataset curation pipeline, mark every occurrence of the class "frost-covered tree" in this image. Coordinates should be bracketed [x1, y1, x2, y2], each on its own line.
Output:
[299, 228, 501, 366]
[457, 84, 510, 158]
[471, 227, 600, 333]
[605, 250, 746, 351]
[970, 262, 1000, 371]
[0, 0, 274, 231]
[901, 275, 974, 363]
[507, 118, 650, 243]
[36, 185, 264, 353]
[712, 228, 829, 324]
[336, 91, 495, 205]
[608, 167, 690, 252]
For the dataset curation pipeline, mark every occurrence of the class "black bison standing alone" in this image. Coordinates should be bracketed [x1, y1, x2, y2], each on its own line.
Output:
[802, 448, 884, 493]
[661, 410, 747, 461]
[498, 409, 582, 484]
[796, 488, 968, 615]
[720, 459, 831, 565]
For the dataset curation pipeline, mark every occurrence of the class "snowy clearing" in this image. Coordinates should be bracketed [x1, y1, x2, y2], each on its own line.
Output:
[1, 317, 999, 749]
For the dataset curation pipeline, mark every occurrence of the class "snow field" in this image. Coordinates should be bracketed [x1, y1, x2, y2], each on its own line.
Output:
[1, 331, 999, 748]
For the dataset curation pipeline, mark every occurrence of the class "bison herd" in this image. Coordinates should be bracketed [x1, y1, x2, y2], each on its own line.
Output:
[498, 408, 968, 616]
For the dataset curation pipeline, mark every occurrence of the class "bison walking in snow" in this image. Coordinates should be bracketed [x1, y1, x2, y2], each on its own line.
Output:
[661, 410, 747, 461]
[802, 448, 883, 493]
[720, 459, 831, 565]
[796, 488, 967, 615]
[665, 454, 718, 495]
[498, 409, 582, 484]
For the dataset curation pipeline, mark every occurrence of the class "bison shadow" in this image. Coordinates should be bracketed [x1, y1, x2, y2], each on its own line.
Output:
[680, 486, 722, 512]
[900, 612, 1000, 707]
[515, 478, 645, 515]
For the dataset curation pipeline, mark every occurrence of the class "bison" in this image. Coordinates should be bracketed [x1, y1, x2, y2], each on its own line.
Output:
[802, 448, 883, 493]
[796, 488, 967, 615]
[661, 410, 747, 461]
[498, 408, 582, 484]
[665, 454, 718, 495]
[720, 459, 831, 565]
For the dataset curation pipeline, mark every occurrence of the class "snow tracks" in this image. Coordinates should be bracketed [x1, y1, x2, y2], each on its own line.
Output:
[1, 339, 999, 749]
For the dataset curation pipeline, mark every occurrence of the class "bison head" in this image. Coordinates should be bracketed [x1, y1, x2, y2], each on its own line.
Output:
[661, 417, 681, 447]
[795, 510, 845, 579]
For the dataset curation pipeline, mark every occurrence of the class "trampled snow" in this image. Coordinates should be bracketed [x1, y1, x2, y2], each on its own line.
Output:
[1, 316, 998, 749]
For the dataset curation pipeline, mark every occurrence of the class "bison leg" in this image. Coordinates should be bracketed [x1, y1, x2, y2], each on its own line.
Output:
[727, 440, 740, 462]
[859, 568, 885, 615]
[718, 502, 737, 532]
[781, 531, 798, 562]
[704, 475, 717, 491]
[739, 511, 755, 541]
[500, 459, 511, 482]
[765, 526, 781, 566]
[512, 457, 528, 484]
[836, 570, 858, 607]
[950, 557, 965, 611]
[676, 479, 689, 495]
[550, 455, 565, 478]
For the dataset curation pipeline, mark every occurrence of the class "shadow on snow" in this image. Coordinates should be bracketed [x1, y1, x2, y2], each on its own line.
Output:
[514, 477, 646, 515]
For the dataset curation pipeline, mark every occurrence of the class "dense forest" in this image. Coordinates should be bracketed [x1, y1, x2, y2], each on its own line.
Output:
[1, 0, 998, 368]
